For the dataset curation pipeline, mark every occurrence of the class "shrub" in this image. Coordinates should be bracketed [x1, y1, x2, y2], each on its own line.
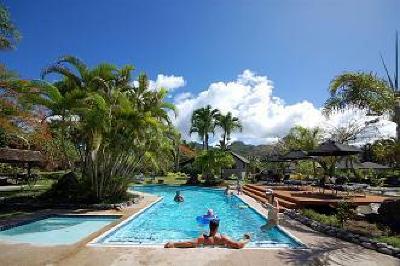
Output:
[41, 172, 95, 203]
[378, 199, 400, 233]
[0, 127, 7, 147]
[203, 177, 225, 186]
[336, 201, 353, 228]
[186, 174, 201, 185]
[180, 163, 201, 177]
[302, 209, 339, 226]
[38, 171, 65, 180]
[374, 236, 400, 248]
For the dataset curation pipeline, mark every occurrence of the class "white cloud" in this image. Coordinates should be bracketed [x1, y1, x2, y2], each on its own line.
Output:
[150, 74, 186, 92]
[133, 74, 186, 92]
[172, 69, 396, 145]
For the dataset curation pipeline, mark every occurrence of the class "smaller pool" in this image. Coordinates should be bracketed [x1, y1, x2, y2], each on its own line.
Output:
[0, 215, 120, 245]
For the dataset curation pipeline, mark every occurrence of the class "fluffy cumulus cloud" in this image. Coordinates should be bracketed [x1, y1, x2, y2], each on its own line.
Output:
[133, 74, 186, 92]
[171, 70, 396, 145]
[149, 74, 186, 91]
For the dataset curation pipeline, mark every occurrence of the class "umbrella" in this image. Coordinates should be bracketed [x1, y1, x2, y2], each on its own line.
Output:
[308, 140, 361, 156]
[281, 150, 311, 161]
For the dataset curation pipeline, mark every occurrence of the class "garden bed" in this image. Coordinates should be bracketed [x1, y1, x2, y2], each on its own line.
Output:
[285, 209, 400, 258]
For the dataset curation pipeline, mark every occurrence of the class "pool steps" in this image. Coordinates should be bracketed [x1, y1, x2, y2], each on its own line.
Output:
[242, 184, 297, 210]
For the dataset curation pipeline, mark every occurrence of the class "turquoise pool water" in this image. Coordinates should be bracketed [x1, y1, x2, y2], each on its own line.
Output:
[96, 185, 302, 248]
[0, 215, 118, 245]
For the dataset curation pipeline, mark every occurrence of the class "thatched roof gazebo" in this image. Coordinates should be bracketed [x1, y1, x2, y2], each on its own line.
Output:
[0, 148, 43, 164]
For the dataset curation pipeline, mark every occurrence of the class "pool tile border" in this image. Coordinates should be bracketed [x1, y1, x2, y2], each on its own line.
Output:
[88, 196, 163, 246]
[0, 214, 122, 232]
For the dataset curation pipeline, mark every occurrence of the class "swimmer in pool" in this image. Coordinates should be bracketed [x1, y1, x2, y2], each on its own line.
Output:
[174, 191, 184, 202]
[204, 209, 216, 218]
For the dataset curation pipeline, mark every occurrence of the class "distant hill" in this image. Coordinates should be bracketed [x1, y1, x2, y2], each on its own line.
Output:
[228, 141, 276, 158]
[180, 140, 276, 159]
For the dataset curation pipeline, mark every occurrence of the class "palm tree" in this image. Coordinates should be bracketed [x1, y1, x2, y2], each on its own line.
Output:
[282, 126, 322, 178]
[215, 112, 242, 150]
[38, 56, 175, 200]
[190, 105, 220, 150]
[0, 4, 21, 50]
[324, 33, 399, 140]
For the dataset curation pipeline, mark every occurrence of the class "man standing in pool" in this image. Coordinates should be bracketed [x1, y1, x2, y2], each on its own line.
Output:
[164, 219, 251, 249]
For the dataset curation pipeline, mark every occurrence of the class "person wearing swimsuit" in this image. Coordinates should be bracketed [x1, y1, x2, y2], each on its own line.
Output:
[164, 219, 251, 249]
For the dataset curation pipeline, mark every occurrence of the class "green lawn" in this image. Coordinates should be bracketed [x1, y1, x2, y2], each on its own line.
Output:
[0, 179, 55, 198]
[375, 236, 400, 248]
[131, 173, 189, 186]
[0, 211, 33, 221]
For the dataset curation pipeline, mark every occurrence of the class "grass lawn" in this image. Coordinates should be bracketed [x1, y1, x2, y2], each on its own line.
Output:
[375, 236, 400, 248]
[0, 179, 55, 198]
[0, 211, 33, 221]
[131, 173, 189, 186]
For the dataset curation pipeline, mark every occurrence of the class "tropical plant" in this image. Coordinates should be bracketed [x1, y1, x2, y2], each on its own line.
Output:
[371, 138, 400, 167]
[15, 56, 176, 201]
[281, 126, 322, 151]
[324, 33, 400, 140]
[0, 126, 6, 147]
[193, 149, 234, 180]
[190, 105, 220, 150]
[215, 111, 242, 150]
[281, 126, 322, 178]
[0, 4, 21, 50]
[336, 201, 353, 228]
[378, 199, 400, 233]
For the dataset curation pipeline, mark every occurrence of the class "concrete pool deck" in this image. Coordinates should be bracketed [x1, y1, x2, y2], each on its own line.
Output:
[0, 192, 399, 266]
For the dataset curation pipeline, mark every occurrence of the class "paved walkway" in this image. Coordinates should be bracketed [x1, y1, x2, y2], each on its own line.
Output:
[0, 185, 46, 192]
[0, 192, 399, 266]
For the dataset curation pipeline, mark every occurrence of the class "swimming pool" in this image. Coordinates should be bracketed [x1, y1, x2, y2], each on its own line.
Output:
[94, 185, 303, 248]
[0, 215, 119, 245]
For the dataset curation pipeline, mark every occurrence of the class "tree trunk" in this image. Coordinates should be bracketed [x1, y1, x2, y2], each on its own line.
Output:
[205, 134, 209, 150]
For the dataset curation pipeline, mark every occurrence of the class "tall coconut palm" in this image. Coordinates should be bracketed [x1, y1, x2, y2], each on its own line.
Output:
[215, 112, 242, 150]
[324, 33, 399, 140]
[190, 105, 220, 150]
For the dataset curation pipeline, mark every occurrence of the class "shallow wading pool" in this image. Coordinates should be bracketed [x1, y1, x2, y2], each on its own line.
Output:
[93, 185, 303, 248]
[0, 215, 120, 245]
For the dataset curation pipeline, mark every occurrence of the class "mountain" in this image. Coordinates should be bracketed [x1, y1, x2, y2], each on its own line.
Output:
[228, 141, 276, 158]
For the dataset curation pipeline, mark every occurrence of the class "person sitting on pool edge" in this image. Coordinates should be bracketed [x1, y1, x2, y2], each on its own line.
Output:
[174, 191, 184, 202]
[164, 219, 251, 249]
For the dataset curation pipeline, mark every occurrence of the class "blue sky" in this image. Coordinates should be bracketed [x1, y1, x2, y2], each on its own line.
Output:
[2, 0, 399, 143]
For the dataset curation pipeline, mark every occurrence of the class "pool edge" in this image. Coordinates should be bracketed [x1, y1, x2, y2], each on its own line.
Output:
[88, 196, 163, 247]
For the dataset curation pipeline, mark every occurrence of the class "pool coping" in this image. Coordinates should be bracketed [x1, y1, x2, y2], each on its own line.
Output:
[0, 214, 122, 232]
[236, 194, 306, 249]
[0, 214, 123, 246]
[88, 196, 164, 247]
[88, 187, 306, 249]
